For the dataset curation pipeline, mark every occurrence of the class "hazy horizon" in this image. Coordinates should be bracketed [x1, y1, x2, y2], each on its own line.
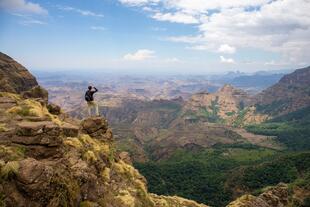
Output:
[30, 66, 297, 77]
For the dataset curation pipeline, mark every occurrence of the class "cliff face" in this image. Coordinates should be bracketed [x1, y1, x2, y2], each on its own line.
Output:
[255, 66, 310, 116]
[0, 52, 38, 94]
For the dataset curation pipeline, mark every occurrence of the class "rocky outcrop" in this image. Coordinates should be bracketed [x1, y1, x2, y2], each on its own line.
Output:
[80, 117, 113, 141]
[0, 52, 38, 94]
[227, 183, 289, 207]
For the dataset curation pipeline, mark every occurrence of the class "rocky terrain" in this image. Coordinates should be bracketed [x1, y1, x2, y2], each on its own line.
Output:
[255, 66, 310, 116]
[227, 183, 289, 207]
[182, 84, 267, 126]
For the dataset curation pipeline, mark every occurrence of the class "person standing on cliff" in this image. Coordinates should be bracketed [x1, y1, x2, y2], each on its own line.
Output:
[85, 86, 99, 116]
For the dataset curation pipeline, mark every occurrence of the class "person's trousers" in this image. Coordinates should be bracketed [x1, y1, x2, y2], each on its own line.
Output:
[87, 101, 99, 116]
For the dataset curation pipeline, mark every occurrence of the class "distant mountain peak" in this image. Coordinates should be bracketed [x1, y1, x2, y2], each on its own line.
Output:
[218, 84, 237, 93]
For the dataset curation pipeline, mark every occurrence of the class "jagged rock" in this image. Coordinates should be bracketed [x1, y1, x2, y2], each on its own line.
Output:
[102, 128, 113, 141]
[227, 183, 289, 207]
[118, 151, 132, 165]
[0, 52, 38, 94]
[17, 158, 51, 185]
[258, 183, 288, 206]
[47, 103, 61, 115]
[81, 117, 109, 139]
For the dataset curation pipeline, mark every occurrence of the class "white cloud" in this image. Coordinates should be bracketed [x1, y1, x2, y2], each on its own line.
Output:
[58, 6, 104, 17]
[91, 26, 106, 31]
[20, 19, 46, 25]
[163, 0, 270, 14]
[151, 26, 167, 31]
[120, 0, 270, 11]
[119, 0, 310, 65]
[123, 49, 155, 61]
[0, 0, 47, 15]
[119, 0, 160, 6]
[152, 12, 199, 24]
[188, 45, 210, 50]
[217, 44, 236, 54]
[220, 56, 235, 64]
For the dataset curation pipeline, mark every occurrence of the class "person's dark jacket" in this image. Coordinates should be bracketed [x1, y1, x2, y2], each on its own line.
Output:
[86, 87, 98, 102]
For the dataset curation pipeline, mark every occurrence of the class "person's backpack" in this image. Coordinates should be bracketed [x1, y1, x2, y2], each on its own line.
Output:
[85, 91, 92, 102]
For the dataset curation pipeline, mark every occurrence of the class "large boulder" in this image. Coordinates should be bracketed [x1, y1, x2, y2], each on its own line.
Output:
[80, 117, 110, 139]
[118, 151, 132, 165]
[47, 103, 61, 115]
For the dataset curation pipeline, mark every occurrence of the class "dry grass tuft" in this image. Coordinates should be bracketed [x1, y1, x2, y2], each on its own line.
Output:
[0, 161, 19, 179]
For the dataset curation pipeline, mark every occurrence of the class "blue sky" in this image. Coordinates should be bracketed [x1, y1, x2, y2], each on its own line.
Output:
[0, 0, 309, 74]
